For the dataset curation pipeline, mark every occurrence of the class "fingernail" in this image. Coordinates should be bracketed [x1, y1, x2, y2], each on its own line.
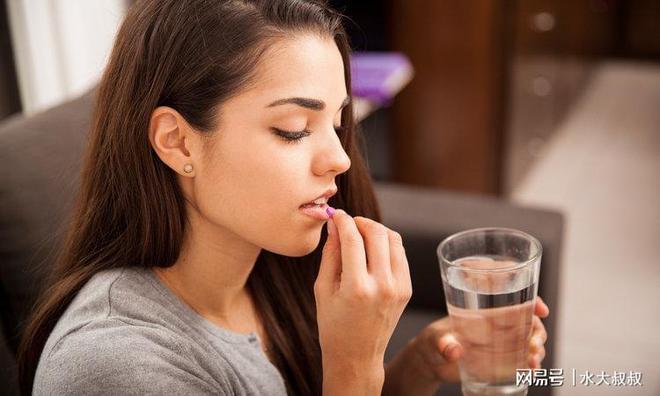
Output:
[325, 206, 335, 218]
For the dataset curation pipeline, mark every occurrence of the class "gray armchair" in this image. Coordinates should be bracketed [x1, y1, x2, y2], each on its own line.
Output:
[0, 93, 563, 396]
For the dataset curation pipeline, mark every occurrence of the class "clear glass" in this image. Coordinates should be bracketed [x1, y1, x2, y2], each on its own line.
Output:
[437, 227, 542, 396]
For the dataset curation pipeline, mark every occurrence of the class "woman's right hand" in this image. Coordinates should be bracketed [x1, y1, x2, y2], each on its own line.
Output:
[314, 209, 413, 375]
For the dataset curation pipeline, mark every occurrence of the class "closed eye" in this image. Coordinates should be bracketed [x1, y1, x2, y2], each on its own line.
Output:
[271, 126, 345, 144]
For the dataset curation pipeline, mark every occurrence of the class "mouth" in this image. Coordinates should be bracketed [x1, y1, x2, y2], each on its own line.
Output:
[299, 202, 331, 221]
[299, 188, 337, 221]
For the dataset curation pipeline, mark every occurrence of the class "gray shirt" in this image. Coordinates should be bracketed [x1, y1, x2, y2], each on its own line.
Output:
[33, 266, 287, 395]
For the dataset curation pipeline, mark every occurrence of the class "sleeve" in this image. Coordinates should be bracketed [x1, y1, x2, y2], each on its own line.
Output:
[33, 320, 232, 396]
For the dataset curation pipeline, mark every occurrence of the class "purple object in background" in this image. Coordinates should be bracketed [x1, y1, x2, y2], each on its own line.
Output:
[350, 52, 414, 106]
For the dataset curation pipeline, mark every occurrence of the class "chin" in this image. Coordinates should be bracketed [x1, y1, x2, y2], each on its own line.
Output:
[288, 240, 322, 257]
[270, 231, 322, 257]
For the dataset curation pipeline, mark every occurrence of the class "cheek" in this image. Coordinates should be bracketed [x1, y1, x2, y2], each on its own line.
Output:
[194, 143, 324, 256]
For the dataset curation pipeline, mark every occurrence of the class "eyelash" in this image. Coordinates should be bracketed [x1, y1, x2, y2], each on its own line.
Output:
[272, 126, 345, 144]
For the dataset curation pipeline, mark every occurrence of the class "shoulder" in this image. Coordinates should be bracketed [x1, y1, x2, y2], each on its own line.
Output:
[49, 266, 188, 343]
[33, 318, 231, 395]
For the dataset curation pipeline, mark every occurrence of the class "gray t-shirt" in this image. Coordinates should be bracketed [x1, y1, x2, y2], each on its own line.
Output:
[33, 266, 287, 395]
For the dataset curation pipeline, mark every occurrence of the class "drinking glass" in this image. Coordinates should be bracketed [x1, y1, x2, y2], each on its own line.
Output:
[437, 227, 542, 396]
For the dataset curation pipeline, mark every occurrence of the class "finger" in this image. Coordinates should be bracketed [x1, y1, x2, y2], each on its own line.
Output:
[534, 297, 550, 318]
[529, 316, 548, 352]
[387, 229, 411, 285]
[528, 348, 546, 369]
[315, 217, 341, 294]
[528, 354, 540, 369]
[535, 348, 546, 363]
[532, 315, 548, 343]
[417, 319, 463, 383]
[434, 333, 463, 363]
[331, 209, 368, 283]
[353, 217, 392, 282]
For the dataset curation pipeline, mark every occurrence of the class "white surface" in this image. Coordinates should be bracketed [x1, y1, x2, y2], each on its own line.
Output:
[511, 61, 660, 395]
[7, 0, 126, 115]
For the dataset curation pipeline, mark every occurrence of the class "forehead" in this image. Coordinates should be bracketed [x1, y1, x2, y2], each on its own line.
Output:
[237, 34, 347, 105]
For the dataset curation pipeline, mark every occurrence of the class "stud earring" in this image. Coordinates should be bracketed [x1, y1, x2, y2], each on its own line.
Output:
[183, 164, 193, 173]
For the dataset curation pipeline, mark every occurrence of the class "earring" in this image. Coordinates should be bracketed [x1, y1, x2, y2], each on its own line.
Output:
[183, 164, 193, 173]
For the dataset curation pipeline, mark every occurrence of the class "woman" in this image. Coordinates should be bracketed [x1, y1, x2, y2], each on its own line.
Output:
[18, 0, 550, 395]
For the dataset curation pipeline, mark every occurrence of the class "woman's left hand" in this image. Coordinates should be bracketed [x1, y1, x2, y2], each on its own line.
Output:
[410, 297, 550, 385]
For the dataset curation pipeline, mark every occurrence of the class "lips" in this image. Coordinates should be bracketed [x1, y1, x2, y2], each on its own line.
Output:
[299, 188, 337, 221]
[299, 188, 337, 208]
[299, 203, 331, 220]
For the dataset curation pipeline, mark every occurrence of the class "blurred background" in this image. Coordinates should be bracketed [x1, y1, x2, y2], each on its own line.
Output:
[1, 1, 659, 395]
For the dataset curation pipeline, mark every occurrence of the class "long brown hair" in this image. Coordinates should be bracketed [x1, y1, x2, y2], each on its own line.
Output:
[17, 0, 380, 394]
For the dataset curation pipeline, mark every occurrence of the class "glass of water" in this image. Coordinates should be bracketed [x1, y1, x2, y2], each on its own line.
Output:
[437, 227, 542, 396]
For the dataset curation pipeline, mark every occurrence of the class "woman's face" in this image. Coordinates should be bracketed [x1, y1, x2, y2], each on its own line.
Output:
[189, 34, 351, 257]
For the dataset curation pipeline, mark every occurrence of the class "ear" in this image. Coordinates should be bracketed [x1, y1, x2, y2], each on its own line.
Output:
[148, 106, 200, 177]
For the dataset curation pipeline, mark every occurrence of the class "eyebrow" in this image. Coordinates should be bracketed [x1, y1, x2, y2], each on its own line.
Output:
[266, 96, 351, 111]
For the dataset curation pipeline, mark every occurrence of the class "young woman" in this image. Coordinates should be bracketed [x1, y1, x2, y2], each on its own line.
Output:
[18, 0, 550, 395]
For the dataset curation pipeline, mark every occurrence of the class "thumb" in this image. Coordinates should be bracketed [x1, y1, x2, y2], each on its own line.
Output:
[435, 333, 463, 363]
[315, 218, 341, 294]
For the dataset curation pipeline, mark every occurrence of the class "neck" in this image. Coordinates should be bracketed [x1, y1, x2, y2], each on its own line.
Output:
[154, 202, 262, 330]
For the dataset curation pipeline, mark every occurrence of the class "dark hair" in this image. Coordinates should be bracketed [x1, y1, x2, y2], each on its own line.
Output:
[17, 0, 381, 395]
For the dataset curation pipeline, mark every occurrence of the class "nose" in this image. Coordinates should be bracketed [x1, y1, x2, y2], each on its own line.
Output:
[312, 127, 351, 177]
